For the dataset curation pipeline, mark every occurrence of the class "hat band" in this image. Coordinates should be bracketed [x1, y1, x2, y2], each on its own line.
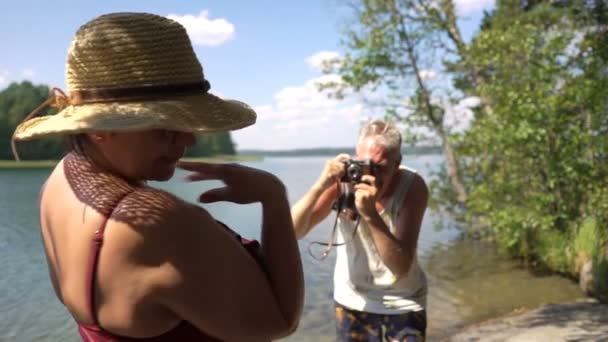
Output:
[69, 80, 211, 105]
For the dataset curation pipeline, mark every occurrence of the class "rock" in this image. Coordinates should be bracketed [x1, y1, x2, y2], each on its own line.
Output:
[579, 260, 594, 295]
[445, 298, 608, 342]
[578, 246, 608, 303]
[594, 247, 608, 303]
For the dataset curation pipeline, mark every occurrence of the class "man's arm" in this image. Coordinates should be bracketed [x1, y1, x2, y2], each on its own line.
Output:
[291, 155, 348, 239]
[357, 173, 428, 280]
[291, 183, 338, 239]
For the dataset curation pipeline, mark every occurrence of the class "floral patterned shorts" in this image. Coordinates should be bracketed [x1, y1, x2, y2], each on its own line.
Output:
[334, 301, 426, 342]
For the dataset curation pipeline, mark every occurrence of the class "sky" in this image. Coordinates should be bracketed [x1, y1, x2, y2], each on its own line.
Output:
[0, 0, 494, 150]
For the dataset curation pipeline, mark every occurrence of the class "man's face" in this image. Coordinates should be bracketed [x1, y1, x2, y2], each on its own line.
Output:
[355, 137, 401, 198]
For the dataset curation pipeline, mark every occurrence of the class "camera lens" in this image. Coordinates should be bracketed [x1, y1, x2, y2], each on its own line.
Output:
[347, 164, 361, 182]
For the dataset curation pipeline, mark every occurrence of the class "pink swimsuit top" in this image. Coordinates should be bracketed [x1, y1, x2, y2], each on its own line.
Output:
[77, 218, 260, 342]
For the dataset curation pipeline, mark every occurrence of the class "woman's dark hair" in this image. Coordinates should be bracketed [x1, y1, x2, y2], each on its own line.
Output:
[64, 134, 88, 155]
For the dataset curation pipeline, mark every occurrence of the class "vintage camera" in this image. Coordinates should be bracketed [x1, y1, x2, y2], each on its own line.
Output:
[340, 159, 376, 184]
[334, 159, 376, 220]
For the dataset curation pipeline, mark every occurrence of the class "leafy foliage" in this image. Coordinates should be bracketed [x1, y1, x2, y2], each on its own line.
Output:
[0, 81, 63, 159]
[457, 0, 608, 283]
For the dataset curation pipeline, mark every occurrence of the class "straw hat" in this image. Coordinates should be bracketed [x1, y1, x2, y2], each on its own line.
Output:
[12, 12, 256, 141]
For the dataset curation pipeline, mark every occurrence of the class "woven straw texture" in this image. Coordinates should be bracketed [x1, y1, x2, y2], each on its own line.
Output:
[13, 12, 256, 141]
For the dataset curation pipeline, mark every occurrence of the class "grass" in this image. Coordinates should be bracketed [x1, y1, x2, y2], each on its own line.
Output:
[535, 229, 571, 274]
[0, 160, 58, 169]
[574, 218, 601, 259]
[181, 154, 264, 163]
[0, 154, 264, 169]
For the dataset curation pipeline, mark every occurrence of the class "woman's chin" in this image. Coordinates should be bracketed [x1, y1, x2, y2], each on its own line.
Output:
[148, 165, 176, 181]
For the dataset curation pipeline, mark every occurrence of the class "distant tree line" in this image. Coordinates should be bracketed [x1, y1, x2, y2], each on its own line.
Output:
[238, 145, 441, 157]
[0, 81, 237, 160]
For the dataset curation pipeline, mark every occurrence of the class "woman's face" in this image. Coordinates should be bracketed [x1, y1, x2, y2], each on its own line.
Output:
[88, 129, 196, 181]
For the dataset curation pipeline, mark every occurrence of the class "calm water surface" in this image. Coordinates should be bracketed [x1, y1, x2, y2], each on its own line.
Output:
[0, 155, 583, 341]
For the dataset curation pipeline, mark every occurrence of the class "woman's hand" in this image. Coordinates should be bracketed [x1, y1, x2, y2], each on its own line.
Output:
[314, 154, 350, 191]
[177, 161, 286, 204]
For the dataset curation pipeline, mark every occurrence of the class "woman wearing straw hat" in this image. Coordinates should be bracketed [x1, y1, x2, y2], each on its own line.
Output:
[12, 12, 303, 342]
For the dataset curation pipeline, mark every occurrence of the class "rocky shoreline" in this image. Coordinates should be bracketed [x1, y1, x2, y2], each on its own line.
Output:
[441, 298, 608, 342]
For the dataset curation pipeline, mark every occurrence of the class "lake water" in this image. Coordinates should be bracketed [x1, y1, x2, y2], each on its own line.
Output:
[0, 155, 583, 341]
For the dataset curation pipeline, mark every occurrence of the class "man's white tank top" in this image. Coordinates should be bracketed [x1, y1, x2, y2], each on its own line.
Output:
[333, 166, 427, 314]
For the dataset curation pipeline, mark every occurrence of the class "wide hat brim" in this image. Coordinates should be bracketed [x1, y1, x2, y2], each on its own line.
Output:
[13, 92, 256, 141]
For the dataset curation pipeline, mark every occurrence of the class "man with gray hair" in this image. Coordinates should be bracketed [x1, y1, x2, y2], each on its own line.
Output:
[292, 119, 429, 341]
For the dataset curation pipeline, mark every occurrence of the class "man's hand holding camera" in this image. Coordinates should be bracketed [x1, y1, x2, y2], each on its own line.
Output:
[353, 174, 380, 221]
[314, 154, 349, 191]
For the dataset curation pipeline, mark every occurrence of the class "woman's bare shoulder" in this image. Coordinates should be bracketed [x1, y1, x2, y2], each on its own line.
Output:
[111, 186, 211, 232]
[103, 186, 222, 282]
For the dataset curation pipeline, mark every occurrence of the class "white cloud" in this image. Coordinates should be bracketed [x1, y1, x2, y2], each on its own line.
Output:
[0, 70, 8, 86]
[442, 96, 481, 133]
[306, 51, 341, 71]
[0, 69, 43, 88]
[419, 69, 437, 80]
[167, 10, 235, 46]
[233, 52, 453, 150]
[21, 68, 35, 79]
[454, 0, 495, 15]
[233, 74, 372, 150]
[232, 75, 480, 149]
[458, 96, 481, 108]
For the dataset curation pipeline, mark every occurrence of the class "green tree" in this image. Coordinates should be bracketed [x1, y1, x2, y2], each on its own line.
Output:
[0, 81, 63, 159]
[185, 132, 237, 157]
[458, 0, 607, 296]
[215, 131, 236, 155]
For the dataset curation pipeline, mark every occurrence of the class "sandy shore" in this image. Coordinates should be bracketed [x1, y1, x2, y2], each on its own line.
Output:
[442, 298, 608, 342]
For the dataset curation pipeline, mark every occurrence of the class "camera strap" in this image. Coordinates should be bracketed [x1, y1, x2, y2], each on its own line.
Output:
[307, 182, 360, 261]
